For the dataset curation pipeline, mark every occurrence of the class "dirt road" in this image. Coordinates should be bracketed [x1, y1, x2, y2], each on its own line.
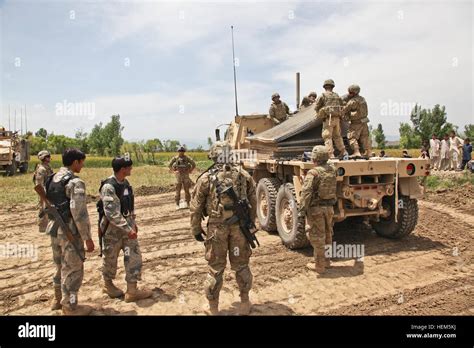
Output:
[0, 190, 472, 315]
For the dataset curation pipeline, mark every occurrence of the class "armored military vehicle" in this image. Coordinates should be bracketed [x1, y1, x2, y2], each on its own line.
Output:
[215, 96, 429, 249]
[0, 129, 30, 176]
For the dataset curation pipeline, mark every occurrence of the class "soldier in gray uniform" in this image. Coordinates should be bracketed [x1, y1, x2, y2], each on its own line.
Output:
[43, 149, 95, 315]
[99, 156, 152, 302]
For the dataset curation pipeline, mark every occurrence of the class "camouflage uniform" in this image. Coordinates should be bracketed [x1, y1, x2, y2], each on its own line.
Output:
[190, 154, 257, 314]
[169, 154, 196, 205]
[342, 86, 371, 157]
[299, 146, 337, 274]
[45, 167, 91, 310]
[315, 83, 346, 158]
[268, 101, 290, 124]
[34, 162, 53, 232]
[100, 176, 142, 284]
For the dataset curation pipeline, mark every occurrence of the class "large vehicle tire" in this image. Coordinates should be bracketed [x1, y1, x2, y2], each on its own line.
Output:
[275, 183, 309, 249]
[19, 162, 28, 174]
[5, 161, 17, 176]
[256, 178, 280, 232]
[372, 195, 418, 239]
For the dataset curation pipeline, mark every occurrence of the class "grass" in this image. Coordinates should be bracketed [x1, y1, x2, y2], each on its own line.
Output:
[424, 171, 474, 191]
[1, 155, 212, 206]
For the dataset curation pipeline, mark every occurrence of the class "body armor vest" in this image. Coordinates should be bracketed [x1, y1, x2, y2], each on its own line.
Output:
[45, 172, 73, 222]
[310, 164, 337, 205]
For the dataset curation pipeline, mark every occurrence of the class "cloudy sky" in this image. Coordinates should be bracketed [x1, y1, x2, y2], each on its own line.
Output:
[1, 0, 472, 146]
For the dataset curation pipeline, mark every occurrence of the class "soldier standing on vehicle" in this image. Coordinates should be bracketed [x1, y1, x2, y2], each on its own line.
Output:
[342, 84, 371, 158]
[298, 145, 337, 274]
[98, 156, 152, 302]
[42, 148, 95, 315]
[300, 96, 312, 109]
[314, 79, 348, 159]
[190, 141, 257, 315]
[168, 146, 196, 210]
[268, 93, 291, 125]
[308, 91, 317, 105]
[34, 150, 53, 232]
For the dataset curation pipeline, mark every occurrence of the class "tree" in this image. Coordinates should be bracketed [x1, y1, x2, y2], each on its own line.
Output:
[162, 140, 180, 152]
[463, 124, 474, 139]
[372, 123, 386, 149]
[144, 138, 162, 164]
[88, 115, 124, 156]
[35, 128, 48, 139]
[75, 129, 89, 153]
[399, 122, 421, 149]
[207, 137, 213, 149]
[410, 104, 454, 141]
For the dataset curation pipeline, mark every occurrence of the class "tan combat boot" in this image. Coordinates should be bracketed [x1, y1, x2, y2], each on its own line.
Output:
[315, 256, 326, 274]
[207, 299, 219, 316]
[124, 282, 153, 302]
[62, 304, 93, 316]
[51, 285, 62, 310]
[239, 293, 251, 316]
[103, 278, 124, 298]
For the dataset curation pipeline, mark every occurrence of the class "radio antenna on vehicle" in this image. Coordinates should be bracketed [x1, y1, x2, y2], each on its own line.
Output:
[231, 25, 239, 117]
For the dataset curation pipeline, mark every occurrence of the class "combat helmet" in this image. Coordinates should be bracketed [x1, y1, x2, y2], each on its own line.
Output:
[178, 146, 186, 152]
[271, 93, 280, 100]
[308, 91, 317, 98]
[208, 141, 232, 163]
[37, 150, 51, 160]
[311, 145, 329, 162]
[348, 84, 360, 94]
[323, 79, 335, 88]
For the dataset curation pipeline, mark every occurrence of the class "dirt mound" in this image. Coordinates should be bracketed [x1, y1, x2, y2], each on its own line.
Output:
[135, 185, 175, 196]
[424, 183, 474, 216]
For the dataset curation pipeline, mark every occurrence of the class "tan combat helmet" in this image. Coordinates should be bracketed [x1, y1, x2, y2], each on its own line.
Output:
[178, 146, 186, 153]
[271, 93, 280, 100]
[311, 145, 329, 162]
[308, 91, 317, 98]
[37, 150, 51, 160]
[348, 84, 360, 95]
[323, 79, 335, 88]
[208, 141, 232, 163]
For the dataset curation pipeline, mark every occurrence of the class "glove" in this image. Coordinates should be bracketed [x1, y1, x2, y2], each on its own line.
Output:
[194, 233, 205, 242]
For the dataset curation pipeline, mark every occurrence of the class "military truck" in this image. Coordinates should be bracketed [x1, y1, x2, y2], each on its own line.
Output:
[216, 103, 430, 249]
[0, 130, 30, 176]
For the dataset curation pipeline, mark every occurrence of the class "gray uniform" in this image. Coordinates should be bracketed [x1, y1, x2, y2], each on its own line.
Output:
[100, 176, 143, 283]
[45, 167, 91, 309]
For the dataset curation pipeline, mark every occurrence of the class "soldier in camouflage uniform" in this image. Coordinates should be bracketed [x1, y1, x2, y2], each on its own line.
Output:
[190, 141, 257, 315]
[168, 146, 196, 210]
[34, 150, 53, 232]
[99, 156, 152, 302]
[298, 145, 337, 274]
[308, 91, 317, 105]
[268, 93, 291, 125]
[315, 79, 348, 159]
[342, 84, 371, 157]
[43, 149, 95, 315]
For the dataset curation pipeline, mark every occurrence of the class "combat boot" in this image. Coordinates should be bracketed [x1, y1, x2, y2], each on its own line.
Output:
[124, 282, 153, 302]
[351, 149, 362, 158]
[315, 256, 326, 274]
[325, 258, 331, 268]
[103, 278, 124, 298]
[239, 293, 251, 316]
[207, 299, 219, 315]
[51, 285, 62, 310]
[62, 304, 93, 316]
[175, 204, 180, 211]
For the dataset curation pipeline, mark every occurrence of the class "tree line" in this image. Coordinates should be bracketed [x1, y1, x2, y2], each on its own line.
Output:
[370, 104, 473, 149]
[28, 115, 206, 163]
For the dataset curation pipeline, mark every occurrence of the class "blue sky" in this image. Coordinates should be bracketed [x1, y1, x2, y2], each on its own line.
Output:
[1, 0, 473, 147]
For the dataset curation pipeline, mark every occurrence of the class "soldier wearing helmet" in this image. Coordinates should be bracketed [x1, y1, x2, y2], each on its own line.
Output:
[169, 146, 196, 210]
[298, 145, 337, 274]
[342, 84, 371, 157]
[190, 141, 257, 315]
[314, 79, 348, 159]
[307, 91, 317, 104]
[34, 150, 53, 233]
[268, 92, 291, 125]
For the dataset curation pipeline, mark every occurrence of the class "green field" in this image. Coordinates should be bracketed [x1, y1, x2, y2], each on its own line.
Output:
[2, 153, 212, 206]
